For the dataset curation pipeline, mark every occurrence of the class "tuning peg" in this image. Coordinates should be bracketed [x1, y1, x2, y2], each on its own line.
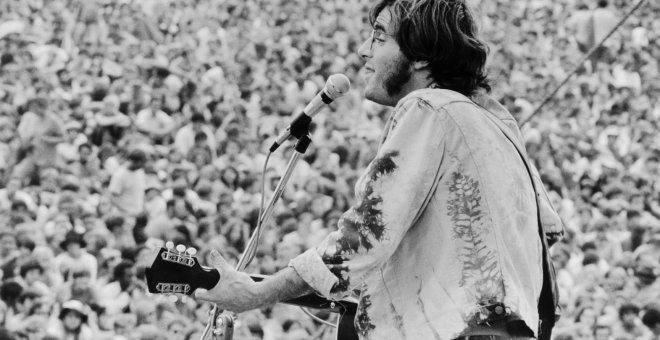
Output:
[176, 244, 186, 253]
[166, 241, 174, 250]
[186, 247, 197, 256]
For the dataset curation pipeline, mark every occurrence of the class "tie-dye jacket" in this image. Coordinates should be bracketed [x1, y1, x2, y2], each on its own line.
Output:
[289, 88, 563, 340]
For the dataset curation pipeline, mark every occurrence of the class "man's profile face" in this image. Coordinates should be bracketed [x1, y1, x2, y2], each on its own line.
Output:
[358, 7, 413, 107]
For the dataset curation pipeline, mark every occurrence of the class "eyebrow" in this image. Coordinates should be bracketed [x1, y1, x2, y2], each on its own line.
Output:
[373, 22, 387, 32]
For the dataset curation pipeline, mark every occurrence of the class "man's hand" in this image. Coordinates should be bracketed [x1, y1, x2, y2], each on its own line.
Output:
[194, 249, 260, 313]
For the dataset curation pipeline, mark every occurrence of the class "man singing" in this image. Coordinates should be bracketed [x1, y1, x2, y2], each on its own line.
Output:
[195, 0, 563, 339]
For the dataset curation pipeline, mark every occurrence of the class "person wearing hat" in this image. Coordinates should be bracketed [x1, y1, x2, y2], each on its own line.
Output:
[47, 300, 94, 340]
[107, 148, 146, 217]
[54, 231, 98, 282]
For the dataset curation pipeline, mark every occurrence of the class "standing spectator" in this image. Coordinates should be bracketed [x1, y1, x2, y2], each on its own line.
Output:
[108, 149, 146, 217]
[568, 2, 595, 54]
[54, 231, 98, 283]
[591, 0, 620, 65]
[14, 96, 65, 183]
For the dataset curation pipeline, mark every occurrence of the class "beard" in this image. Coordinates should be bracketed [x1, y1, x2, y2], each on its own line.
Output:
[384, 53, 413, 97]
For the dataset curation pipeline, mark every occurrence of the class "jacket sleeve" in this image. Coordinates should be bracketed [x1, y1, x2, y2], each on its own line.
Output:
[289, 98, 446, 299]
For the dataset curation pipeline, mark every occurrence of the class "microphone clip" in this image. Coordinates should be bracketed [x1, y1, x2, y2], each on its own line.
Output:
[269, 112, 312, 152]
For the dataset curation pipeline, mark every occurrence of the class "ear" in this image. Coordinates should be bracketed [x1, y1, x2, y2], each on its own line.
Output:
[412, 60, 429, 70]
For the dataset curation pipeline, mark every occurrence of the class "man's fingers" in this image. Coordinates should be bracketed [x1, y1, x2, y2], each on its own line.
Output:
[209, 249, 233, 272]
[194, 288, 210, 301]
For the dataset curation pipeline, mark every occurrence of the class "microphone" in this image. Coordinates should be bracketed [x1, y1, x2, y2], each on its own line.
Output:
[269, 73, 351, 152]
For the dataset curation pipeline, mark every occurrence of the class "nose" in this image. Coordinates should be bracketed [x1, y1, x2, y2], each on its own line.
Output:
[357, 37, 372, 60]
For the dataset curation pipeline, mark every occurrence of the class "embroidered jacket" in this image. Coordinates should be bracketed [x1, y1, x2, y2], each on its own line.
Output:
[290, 88, 563, 340]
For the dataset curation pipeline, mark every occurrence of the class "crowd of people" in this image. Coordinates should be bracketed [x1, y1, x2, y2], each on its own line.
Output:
[0, 0, 659, 339]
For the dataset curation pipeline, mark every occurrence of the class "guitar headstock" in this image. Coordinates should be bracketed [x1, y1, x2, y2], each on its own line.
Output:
[144, 242, 220, 297]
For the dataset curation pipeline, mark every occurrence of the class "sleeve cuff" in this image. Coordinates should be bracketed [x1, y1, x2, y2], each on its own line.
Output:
[288, 248, 338, 298]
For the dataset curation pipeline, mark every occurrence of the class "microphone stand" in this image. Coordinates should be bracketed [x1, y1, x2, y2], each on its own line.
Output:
[199, 134, 313, 340]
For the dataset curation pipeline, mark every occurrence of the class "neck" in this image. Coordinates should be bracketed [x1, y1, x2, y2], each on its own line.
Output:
[393, 74, 434, 106]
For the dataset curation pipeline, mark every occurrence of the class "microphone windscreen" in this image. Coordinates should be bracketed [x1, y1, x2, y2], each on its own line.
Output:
[325, 74, 351, 100]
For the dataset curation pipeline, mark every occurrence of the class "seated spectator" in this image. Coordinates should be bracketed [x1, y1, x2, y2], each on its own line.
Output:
[633, 227, 660, 264]
[186, 131, 214, 167]
[110, 313, 137, 340]
[104, 215, 135, 251]
[611, 303, 651, 339]
[46, 300, 95, 340]
[31, 246, 64, 290]
[0, 177, 37, 214]
[642, 307, 660, 340]
[57, 269, 100, 309]
[3, 288, 41, 332]
[134, 95, 176, 144]
[174, 112, 216, 157]
[0, 230, 20, 280]
[15, 261, 50, 298]
[97, 260, 140, 316]
[625, 260, 660, 308]
[73, 142, 102, 180]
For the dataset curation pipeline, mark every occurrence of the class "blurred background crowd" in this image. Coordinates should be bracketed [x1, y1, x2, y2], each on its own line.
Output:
[0, 0, 659, 339]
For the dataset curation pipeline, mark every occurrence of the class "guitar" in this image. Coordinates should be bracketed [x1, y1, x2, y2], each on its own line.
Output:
[144, 245, 358, 339]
